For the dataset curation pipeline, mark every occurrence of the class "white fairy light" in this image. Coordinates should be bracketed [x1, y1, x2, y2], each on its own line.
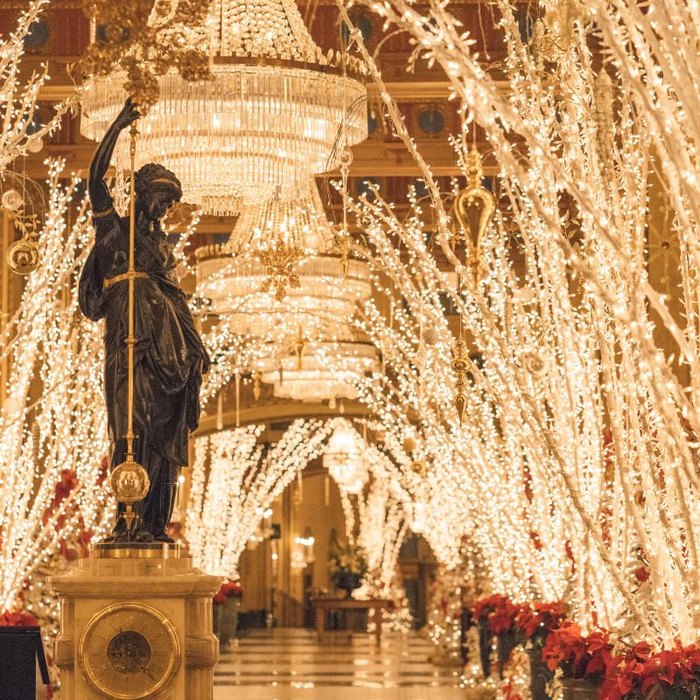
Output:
[0, 1, 79, 175]
[328, 0, 700, 644]
[186, 419, 334, 578]
[196, 181, 380, 404]
[0, 162, 113, 613]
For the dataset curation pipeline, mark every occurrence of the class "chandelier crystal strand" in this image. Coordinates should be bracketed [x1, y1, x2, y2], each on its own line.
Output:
[80, 0, 368, 213]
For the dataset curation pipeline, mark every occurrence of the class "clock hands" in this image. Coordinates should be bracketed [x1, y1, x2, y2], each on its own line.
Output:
[137, 661, 155, 681]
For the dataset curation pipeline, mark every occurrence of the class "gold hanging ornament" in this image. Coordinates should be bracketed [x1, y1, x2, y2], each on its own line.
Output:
[451, 335, 472, 424]
[451, 144, 495, 283]
[253, 370, 262, 401]
[411, 460, 427, 477]
[7, 239, 40, 275]
[3, 189, 41, 275]
[339, 239, 350, 279]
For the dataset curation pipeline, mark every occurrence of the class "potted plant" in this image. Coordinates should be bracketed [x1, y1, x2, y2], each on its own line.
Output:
[471, 594, 514, 679]
[542, 622, 615, 700]
[601, 640, 700, 700]
[328, 539, 367, 599]
[0, 610, 52, 698]
[516, 601, 567, 700]
[0, 611, 39, 627]
[213, 579, 243, 647]
[488, 597, 525, 678]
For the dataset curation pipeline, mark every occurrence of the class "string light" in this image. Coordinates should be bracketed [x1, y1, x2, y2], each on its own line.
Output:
[186, 420, 333, 578]
[2, 0, 700, 659]
[0, 162, 113, 613]
[331, 0, 700, 643]
[0, 1, 78, 176]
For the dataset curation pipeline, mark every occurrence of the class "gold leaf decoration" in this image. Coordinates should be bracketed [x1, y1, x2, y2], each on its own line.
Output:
[81, 0, 211, 111]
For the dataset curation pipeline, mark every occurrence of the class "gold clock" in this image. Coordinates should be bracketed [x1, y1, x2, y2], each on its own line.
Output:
[78, 602, 181, 699]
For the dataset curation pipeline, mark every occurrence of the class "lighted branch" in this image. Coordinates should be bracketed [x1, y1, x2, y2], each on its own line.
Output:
[0, 162, 113, 613]
[0, 0, 80, 175]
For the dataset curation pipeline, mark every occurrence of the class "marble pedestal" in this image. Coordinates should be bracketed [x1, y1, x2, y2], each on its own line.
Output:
[50, 544, 221, 700]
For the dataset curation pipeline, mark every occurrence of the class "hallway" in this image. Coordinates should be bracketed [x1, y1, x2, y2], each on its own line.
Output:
[213, 629, 467, 699]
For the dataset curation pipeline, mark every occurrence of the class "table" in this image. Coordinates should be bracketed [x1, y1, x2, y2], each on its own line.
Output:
[311, 598, 393, 644]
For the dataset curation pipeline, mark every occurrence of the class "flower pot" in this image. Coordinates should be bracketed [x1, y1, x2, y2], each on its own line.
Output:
[497, 630, 518, 678]
[334, 571, 362, 598]
[660, 686, 695, 700]
[527, 648, 552, 700]
[560, 678, 601, 700]
[214, 598, 240, 647]
[478, 620, 492, 679]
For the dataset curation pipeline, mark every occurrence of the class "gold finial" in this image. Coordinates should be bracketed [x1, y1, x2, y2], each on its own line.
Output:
[451, 143, 495, 282]
[451, 335, 472, 424]
[340, 239, 350, 279]
[293, 326, 305, 370]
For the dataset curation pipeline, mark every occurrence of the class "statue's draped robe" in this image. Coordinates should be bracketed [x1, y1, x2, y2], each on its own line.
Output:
[79, 208, 209, 536]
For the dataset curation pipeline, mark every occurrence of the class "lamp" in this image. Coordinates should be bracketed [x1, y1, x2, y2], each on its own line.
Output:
[323, 421, 369, 495]
[196, 182, 380, 403]
[80, 0, 368, 213]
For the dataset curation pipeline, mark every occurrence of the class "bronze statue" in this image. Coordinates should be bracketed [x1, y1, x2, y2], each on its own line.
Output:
[79, 99, 210, 543]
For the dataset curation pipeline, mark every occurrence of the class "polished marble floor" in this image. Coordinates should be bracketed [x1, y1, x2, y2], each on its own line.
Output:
[213, 628, 468, 699]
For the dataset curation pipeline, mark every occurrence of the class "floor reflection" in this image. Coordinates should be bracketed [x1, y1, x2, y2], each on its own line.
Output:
[214, 628, 467, 699]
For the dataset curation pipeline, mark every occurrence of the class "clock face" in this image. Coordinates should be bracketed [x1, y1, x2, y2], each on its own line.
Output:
[79, 602, 180, 699]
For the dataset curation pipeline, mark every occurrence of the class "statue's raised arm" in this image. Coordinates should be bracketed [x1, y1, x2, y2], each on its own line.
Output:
[88, 98, 139, 218]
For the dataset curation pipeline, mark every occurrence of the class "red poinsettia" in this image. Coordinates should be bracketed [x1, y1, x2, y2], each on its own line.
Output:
[471, 594, 527, 635]
[501, 676, 525, 700]
[0, 610, 39, 626]
[516, 601, 567, 643]
[541, 621, 616, 682]
[213, 580, 243, 605]
[601, 640, 700, 700]
[472, 594, 511, 623]
[489, 597, 524, 634]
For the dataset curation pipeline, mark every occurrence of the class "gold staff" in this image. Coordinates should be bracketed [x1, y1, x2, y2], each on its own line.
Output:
[109, 119, 150, 536]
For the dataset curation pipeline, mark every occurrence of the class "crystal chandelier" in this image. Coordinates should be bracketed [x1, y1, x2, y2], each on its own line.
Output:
[80, 0, 368, 213]
[323, 421, 369, 495]
[196, 183, 380, 402]
[256, 339, 379, 402]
